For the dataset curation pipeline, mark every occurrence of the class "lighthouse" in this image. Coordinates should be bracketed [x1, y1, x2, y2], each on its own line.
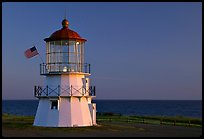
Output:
[33, 18, 96, 127]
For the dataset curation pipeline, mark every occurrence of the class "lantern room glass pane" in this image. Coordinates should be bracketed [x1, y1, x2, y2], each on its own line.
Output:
[46, 40, 85, 73]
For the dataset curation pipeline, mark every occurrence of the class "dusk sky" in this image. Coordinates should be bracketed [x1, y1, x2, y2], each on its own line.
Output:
[2, 2, 202, 100]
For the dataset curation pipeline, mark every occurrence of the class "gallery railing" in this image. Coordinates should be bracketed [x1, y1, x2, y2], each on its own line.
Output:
[40, 63, 91, 75]
[34, 85, 96, 97]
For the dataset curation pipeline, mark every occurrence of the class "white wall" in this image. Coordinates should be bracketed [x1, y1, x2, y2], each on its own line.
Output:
[34, 73, 94, 127]
[45, 74, 90, 96]
[58, 98, 72, 127]
[33, 98, 49, 126]
[71, 97, 93, 126]
[34, 96, 95, 127]
[34, 98, 59, 127]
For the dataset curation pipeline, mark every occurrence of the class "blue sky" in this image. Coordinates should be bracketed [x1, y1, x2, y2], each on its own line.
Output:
[2, 2, 202, 100]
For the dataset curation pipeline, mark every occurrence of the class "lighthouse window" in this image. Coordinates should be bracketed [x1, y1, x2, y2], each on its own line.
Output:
[45, 40, 85, 73]
[51, 100, 58, 110]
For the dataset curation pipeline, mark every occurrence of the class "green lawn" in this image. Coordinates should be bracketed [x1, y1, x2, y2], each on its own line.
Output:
[3, 113, 202, 128]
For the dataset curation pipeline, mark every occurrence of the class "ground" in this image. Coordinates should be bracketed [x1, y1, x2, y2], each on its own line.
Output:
[2, 121, 202, 137]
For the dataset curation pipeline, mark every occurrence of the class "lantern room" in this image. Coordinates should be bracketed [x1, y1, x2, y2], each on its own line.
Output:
[41, 19, 90, 75]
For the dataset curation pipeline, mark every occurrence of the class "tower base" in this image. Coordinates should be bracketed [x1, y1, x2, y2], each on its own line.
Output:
[33, 96, 96, 127]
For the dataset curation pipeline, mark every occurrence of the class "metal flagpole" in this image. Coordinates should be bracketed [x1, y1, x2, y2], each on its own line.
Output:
[33, 45, 44, 63]
[38, 53, 44, 63]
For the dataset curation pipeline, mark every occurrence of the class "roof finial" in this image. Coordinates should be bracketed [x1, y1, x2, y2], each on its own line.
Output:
[62, 19, 69, 28]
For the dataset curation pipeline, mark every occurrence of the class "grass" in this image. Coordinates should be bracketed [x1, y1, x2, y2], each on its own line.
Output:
[2, 113, 34, 128]
[2, 113, 202, 137]
[3, 112, 202, 128]
[2, 113, 145, 135]
[96, 112, 202, 127]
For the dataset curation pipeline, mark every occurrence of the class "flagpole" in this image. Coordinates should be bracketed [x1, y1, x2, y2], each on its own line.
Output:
[38, 53, 44, 63]
[33, 45, 44, 63]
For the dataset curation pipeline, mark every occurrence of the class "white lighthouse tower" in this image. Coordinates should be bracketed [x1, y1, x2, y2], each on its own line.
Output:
[33, 18, 96, 127]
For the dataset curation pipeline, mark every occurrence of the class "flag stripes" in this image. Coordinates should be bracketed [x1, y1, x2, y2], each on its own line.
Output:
[24, 46, 39, 58]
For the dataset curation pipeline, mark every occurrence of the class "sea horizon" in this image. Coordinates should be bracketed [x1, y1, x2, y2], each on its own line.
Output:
[2, 99, 202, 118]
[2, 98, 202, 101]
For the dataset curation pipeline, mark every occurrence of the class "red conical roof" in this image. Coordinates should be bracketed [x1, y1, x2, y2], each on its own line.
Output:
[44, 19, 87, 42]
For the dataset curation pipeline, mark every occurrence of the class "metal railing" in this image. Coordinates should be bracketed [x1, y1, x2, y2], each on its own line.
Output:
[40, 63, 90, 75]
[34, 85, 96, 97]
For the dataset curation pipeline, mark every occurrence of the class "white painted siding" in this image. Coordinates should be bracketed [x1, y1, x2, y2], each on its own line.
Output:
[58, 98, 72, 127]
[33, 99, 49, 126]
[34, 74, 96, 127]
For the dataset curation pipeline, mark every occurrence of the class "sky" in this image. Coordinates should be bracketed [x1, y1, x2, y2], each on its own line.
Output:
[2, 2, 202, 100]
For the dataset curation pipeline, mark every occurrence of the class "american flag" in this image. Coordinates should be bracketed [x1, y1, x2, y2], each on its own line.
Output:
[24, 46, 39, 58]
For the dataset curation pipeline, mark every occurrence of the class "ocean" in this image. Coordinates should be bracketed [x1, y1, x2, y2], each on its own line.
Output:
[2, 100, 202, 118]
